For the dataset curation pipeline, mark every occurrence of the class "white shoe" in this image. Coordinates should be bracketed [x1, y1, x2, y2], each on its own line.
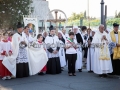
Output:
[7, 76, 11, 80]
[2, 77, 7, 80]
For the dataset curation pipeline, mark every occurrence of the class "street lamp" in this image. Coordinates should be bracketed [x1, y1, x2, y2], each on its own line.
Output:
[100, 0, 104, 24]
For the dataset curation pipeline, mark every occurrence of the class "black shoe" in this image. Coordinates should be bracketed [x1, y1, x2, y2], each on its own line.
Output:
[38, 72, 45, 75]
[69, 73, 72, 76]
[103, 74, 108, 77]
[78, 69, 82, 72]
[108, 73, 115, 75]
[72, 73, 76, 76]
[88, 71, 93, 73]
[99, 74, 103, 77]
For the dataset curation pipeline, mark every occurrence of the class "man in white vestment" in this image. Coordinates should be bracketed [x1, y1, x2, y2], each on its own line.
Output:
[92, 24, 113, 77]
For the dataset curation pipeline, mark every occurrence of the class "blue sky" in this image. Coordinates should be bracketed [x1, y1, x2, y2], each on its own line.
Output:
[47, 0, 120, 18]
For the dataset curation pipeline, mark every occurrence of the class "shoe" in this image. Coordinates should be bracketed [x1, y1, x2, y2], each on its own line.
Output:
[88, 71, 93, 73]
[2, 77, 7, 80]
[99, 74, 103, 78]
[7, 76, 11, 80]
[72, 73, 76, 76]
[38, 72, 45, 75]
[103, 74, 108, 77]
[78, 69, 82, 72]
[69, 73, 72, 76]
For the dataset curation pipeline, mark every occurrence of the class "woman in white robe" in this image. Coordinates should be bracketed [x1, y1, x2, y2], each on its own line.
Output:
[87, 30, 95, 72]
[58, 31, 66, 70]
[73, 26, 83, 72]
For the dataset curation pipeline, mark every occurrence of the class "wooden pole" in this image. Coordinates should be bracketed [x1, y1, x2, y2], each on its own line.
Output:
[55, 11, 58, 36]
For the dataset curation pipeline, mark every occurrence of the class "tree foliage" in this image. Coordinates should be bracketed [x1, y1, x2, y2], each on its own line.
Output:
[0, 0, 31, 29]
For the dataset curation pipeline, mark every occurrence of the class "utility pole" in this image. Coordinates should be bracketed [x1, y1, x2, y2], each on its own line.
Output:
[100, 0, 104, 24]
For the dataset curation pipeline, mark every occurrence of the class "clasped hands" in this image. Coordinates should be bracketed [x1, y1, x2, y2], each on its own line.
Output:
[53, 50, 58, 54]
[5, 52, 12, 57]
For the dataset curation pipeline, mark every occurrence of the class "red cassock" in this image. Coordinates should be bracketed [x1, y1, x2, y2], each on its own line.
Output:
[38, 41, 47, 72]
[0, 50, 12, 77]
[41, 66, 47, 72]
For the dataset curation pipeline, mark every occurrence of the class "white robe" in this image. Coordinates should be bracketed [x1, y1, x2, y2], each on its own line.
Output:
[75, 47, 82, 69]
[92, 30, 113, 74]
[45, 35, 60, 58]
[2, 33, 30, 76]
[58, 40, 66, 67]
[74, 32, 83, 70]
[87, 46, 95, 71]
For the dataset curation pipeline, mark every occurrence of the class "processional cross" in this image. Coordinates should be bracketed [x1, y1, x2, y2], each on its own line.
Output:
[45, 9, 67, 35]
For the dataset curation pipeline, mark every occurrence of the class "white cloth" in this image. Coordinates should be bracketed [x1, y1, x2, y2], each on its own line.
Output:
[87, 47, 95, 71]
[92, 30, 113, 74]
[58, 40, 66, 67]
[45, 35, 60, 58]
[0, 41, 12, 60]
[28, 43, 48, 75]
[75, 47, 82, 69]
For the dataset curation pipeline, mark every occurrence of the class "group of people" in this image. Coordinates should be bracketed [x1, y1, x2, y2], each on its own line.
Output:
[0, 22, 120, 80]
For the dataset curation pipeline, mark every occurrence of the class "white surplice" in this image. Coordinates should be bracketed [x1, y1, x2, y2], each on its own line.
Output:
[92, 30, 113, 74]
[45, 35, 60, 58]
[58, 40, 66, 67]
[2, 33, 30, 76]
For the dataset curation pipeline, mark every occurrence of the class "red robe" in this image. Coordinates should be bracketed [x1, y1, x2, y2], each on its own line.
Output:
[38, 41, 47, 72]
[0, 40, 12, 77]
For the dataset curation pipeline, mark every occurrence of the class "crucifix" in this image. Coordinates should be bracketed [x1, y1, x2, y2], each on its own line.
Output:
[47, 11, 66, 35]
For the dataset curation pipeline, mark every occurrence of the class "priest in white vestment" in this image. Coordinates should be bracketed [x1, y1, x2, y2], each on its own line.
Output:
[92, 24, 113, 77]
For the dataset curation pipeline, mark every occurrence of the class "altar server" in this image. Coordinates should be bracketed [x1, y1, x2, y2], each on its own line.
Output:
[45, 25, 61, 74]
[92, 24, 113, 77]
[2, 22, 30, 78]
[0, 32, 12, 80]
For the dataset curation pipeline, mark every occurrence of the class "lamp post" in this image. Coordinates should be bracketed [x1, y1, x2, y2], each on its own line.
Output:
[100, 0, 104, 24]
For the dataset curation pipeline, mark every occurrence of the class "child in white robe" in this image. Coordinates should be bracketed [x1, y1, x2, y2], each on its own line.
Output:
[0, 32, 12, 80]
[37, 34, 47, 75]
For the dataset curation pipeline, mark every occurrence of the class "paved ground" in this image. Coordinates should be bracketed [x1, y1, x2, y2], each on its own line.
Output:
[0, 69, 120, 90]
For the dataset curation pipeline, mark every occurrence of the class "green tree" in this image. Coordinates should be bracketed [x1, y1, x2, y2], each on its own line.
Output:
[0, 0, 32, 29]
